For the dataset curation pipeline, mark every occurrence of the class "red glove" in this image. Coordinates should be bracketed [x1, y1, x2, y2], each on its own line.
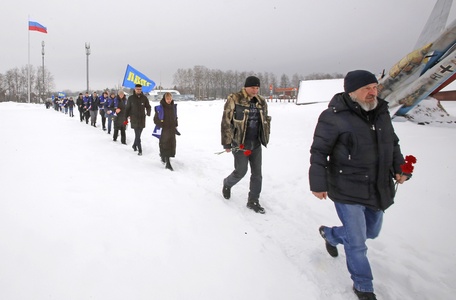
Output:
[123, 120, 128, 125]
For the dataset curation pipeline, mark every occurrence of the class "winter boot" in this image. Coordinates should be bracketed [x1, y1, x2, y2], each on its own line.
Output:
[165, 157, 173, 171]
[353, 287, 377, 300]
[246, 199, 265, 214]
[222, 185, 231, 199]
[319, 226, 338, 257]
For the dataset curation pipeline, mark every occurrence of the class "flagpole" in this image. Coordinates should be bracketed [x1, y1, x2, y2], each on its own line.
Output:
[27, 17, 31, 103]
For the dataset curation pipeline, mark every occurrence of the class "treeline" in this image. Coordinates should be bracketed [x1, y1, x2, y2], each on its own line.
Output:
[0, 65, 54, 103]
[173, 65, 344, 100]
[0, 64, 344, 102]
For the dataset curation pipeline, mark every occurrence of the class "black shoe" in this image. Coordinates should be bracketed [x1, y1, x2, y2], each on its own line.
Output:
[319, 226, 338, 257]
[132, 145, 137, 152]
[247, 201, 265, 214]
[138, 152, 142, 156]
[160, 155, 166, 164]
[164, 157, 173, 171]
[121, 142, 126, 145]
[113, 138, 117, 142]
[222, 185, 231, 199]
[353, 287, 377, 300]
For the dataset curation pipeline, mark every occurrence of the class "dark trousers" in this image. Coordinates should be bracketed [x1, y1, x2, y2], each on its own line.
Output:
[78, 109, 84, 121]
[133, 128, 143, 152]
[84, 111, 90, 124]
[99, 109, 106, 129]
[223, 141, 262, 201]
[113, 124, 126, 143]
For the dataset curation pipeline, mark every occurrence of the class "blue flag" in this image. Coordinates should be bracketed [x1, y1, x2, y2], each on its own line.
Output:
[122, 64, 156, 93]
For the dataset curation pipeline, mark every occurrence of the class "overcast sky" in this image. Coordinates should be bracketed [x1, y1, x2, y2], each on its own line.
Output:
[2, 0, 456, 92]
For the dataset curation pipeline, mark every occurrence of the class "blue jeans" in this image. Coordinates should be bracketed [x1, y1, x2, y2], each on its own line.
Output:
[323, 202, 383, 293]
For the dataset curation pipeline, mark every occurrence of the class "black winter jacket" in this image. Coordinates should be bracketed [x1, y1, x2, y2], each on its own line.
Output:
[125, 92, 151, 129]
[309, 93, 405, 211]
[154, 98, 178, 157]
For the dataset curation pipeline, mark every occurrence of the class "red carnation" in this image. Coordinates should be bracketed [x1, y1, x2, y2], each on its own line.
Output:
[244, 150, 252, 156]
[400, 162, 414, 174]
[123, 120, 128, 125]
[405, 155, 417, 164]
[239, 144, 245, 150]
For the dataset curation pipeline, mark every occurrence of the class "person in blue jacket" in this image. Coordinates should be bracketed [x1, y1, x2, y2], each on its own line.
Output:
[153, 92, 179, 170]
[105, 91, 116, 134]
[99, 91, 108, 131]
[82, 92, 91, 124]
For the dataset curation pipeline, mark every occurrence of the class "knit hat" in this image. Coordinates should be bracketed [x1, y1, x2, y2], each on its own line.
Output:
[244, 76, 260, 88]
[344, 70, 378, 93]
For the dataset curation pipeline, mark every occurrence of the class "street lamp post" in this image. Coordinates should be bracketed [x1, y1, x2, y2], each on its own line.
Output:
[41, 41, 45, 102]
[85, 42, 91, 93]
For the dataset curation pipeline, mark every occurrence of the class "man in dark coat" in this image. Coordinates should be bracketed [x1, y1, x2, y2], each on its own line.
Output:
[125, 84, 151, 156]
[309, 70, 410, 300]
[113, 90, 128, 144]
[153, 92, 178, 170]
[76, 93, 85, 122]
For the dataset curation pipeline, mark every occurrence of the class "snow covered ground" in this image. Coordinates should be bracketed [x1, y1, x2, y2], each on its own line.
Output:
[0, 98, 455, 300]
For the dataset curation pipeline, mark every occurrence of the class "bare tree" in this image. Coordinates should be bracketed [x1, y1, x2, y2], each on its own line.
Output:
[280, 73, 290, 88]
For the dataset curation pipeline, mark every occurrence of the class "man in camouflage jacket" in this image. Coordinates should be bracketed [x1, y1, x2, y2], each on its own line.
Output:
[221, 76, 271, 214]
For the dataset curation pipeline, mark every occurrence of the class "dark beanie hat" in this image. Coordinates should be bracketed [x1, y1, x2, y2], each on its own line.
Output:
[344, 70, 378, 93]
[244, 76, 260, 87]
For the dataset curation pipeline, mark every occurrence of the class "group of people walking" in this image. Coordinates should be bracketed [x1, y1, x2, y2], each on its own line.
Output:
[50, 96, 75, 117]
[62, 84, 179, 170]
[48, 72, 410, 299]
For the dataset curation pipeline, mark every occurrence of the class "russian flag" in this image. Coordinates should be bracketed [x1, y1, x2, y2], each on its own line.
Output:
[29, 21, 47, 33]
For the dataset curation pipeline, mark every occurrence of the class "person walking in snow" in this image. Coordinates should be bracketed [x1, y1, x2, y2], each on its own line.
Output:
[153, 92, 179, 171]
[67, 97, 75, 117]
[88, 91, 100, 127]
[220, 76, 271, 214]
[99, 91, 108, 131]
[76, 93, 85, 122]
[82, 92, 91, 124]
[309, 70, 411, 300]
[125, 84, 151, 156]
[112, 90, 128, 144]
[105, 91, 116, 134]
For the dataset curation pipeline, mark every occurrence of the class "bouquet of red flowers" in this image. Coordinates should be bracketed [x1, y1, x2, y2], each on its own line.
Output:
[395, 155, 417, 192]
[215, 144, 251, 156]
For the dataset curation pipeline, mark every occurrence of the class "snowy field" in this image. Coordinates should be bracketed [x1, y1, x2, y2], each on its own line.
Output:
[0, 98, 455, 300]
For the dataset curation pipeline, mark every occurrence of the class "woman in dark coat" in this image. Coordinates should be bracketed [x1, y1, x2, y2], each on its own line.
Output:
[154, 92, 178, 170]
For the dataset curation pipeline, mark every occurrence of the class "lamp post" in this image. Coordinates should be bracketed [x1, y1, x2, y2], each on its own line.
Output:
[41, 41, 45, 102]
[85, 42, 91, 93]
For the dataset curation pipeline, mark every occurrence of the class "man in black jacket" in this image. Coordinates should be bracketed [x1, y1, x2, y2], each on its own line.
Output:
[309, 70, 410, 300]
[125, 84, 151, 156]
